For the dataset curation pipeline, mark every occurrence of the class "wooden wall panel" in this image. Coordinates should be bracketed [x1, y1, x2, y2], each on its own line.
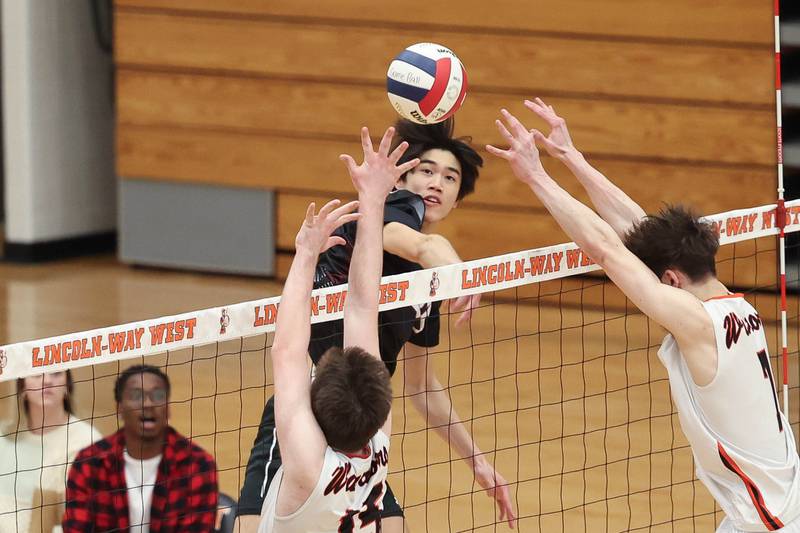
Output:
[115, 0, 773, 44]
[276, 191, 779, 290]
[117, 69, 774, 166]
[117, 125, 776, 214]
[112, 0, 778, 279]
[115, 11, 772, 105]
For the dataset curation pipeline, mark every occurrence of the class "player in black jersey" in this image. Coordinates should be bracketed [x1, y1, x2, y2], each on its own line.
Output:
[236, 121, 516, 532]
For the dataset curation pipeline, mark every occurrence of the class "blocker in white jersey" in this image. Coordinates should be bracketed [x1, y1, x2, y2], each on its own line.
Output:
[659, 294, 800, 532]
[258, 430, 390, 533]
[487, 100, 800, 533]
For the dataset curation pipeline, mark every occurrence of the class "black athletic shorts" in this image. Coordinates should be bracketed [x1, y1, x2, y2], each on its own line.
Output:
[236, 396, 404, 519]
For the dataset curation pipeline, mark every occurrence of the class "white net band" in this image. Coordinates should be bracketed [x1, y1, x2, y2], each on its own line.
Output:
[1, 199, 798, 382]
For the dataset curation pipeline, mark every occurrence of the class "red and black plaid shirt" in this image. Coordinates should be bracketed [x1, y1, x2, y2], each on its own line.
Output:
[63, 427, 218, 532]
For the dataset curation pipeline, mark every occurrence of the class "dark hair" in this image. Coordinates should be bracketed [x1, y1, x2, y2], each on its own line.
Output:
[310, 346, 392, 453]
[623, 204, 719, 281]
[393, 118, 482, 200]
[17, 370, 74, 418]
[114, 364, 171, 403]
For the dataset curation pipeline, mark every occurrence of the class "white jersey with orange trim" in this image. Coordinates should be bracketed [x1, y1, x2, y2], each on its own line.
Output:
[257, 430, 390, 533]
[658, 294, 800, 532]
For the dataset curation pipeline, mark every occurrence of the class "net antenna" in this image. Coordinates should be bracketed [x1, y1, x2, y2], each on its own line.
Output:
[775, 0, 790, 416]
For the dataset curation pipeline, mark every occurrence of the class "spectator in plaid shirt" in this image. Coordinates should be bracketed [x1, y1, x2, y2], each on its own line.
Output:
[62, 365, 218, 532]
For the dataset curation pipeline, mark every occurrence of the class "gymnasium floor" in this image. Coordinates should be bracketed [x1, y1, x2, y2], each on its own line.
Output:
[0, 252, 797, 532]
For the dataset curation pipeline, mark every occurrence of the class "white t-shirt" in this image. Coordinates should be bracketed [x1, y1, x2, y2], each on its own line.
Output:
[258, 430, 390, 533]
[124, 450, 162, 533]
[0, 416, 101, 533]
[659, 295, 800, 531]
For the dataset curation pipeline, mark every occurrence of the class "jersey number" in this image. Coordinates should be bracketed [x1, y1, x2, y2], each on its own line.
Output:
[338, 482, 383, 532]
[756, 349, 783, 433]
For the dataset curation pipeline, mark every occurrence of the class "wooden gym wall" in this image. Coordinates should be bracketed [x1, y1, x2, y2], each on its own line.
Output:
[114, 0, 776, 277]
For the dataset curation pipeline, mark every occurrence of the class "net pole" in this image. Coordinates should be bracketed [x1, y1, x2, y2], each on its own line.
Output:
[774, 0, 789, 416]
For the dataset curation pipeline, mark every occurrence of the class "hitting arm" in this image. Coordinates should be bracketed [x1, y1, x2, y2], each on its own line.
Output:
[383, 223, 462, 268]
[402, 342, 516, 527]
[524, 98, 646, 238]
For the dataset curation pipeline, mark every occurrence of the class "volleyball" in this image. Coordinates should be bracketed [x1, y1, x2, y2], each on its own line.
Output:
[386, 43, 468, 124]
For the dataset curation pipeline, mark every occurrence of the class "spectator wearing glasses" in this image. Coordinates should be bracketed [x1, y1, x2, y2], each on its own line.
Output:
[62, 365, 218, 532]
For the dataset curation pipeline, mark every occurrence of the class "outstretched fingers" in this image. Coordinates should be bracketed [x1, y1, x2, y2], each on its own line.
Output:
[304, 202, 316, 225]
[377, 126, 395, 157]
[316, 198, 343, 220]
[328, 199, 360, 220]
[338, 153, 358, 175]
[360, 127, 374, 158]
[500, 109, 529, 139]
[388, 140, 409, 165]
[396, 157, 421, 175]
[485, 143, 511, 160]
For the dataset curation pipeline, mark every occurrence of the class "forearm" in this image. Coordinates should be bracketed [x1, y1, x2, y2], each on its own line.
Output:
[528, 172, 619, 265]
[272, 248, 316, 355]
[561, 149, 646, 237]
[345, 195, 383, 321]
[409, 376, 484, 465]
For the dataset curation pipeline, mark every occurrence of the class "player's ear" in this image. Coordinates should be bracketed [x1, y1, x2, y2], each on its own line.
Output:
[661, 270, 680, 288]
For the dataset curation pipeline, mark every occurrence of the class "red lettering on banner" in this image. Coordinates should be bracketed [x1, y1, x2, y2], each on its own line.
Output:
[254, 304, 279, 327]
[791, 206, 800, 225]
[566, 249, 594, 269]
[762, 210, 774, 230]
[108, 328, 145, 354]
[32, 347, 43, 367]
[529, 255, 546, 276]
[460, 259, 528, 290]
[326, 291, 346, 312]
[310, 296, 321, 316]
[709, 220, 723, 237]
[726, 213, 758, 237]
[380, 282, 409, 305]
[149, 318, 196, 346]
[513, 259, 525, 280]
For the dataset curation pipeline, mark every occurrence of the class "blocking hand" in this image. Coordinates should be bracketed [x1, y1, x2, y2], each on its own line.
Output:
[294, 199, 360, 255]
[524, 97, 576, 160]
[339, 127, 420, 201]
[486, 109, 550, 187]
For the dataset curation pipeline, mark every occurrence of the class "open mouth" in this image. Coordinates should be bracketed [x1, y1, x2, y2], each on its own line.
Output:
[139, 416, 157, 430]
[423, 196, 441, 206]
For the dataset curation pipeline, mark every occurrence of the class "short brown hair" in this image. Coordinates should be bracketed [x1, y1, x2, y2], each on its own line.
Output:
[623, 204, 719, 281]
[310, 346, 392, 453]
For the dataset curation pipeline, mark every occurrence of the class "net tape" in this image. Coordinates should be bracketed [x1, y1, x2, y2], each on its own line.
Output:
[1, 200, 798, 382]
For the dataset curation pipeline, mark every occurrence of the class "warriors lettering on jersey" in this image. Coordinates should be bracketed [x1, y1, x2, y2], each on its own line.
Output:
[412, 303, 432, 334]
[722, 311, 762, 349]
[324, 447, 389, 495]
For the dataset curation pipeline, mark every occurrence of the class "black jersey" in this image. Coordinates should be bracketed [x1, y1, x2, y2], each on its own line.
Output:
[310, 189, 441, 375]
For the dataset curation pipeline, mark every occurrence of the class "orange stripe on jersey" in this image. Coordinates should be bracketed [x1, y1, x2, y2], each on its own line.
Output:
[717, 442, 784, 530]
[705, 293, 745, 302]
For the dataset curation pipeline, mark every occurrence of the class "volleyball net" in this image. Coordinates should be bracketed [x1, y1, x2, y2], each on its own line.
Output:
[0, 200, 799, 532]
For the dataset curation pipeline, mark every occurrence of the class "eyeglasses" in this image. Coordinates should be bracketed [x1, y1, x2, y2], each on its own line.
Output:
[123, 388, 168, 405]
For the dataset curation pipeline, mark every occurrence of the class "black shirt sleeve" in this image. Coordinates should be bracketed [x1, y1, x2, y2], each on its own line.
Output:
[384, 190, 425, 230]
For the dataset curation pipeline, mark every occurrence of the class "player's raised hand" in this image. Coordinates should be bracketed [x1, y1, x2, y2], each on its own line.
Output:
[473, 459, 517, 529]
[486, 109, 550, 188]
[339, 127, 420, 201]
[294, 199, 360, 255]
[524, 97, 575, 160]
